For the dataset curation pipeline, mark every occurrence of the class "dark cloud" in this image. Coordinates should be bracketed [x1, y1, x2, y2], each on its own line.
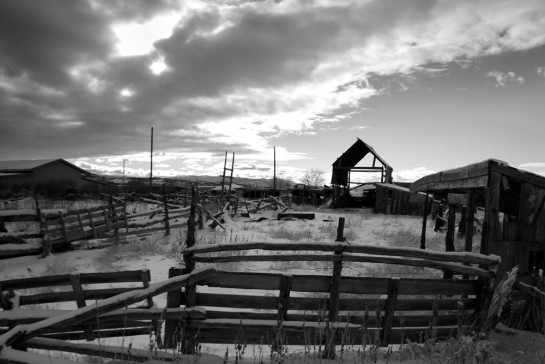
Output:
[0, 0, 113, 87]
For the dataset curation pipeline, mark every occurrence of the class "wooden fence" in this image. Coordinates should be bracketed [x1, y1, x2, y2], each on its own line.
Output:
[0, 198, 193, 259]
[0, 203, 126, 259]
[0, 267, 216, 363]
[165, 240, 500, 358]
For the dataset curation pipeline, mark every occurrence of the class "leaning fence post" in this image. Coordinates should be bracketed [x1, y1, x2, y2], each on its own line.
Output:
[163, 184, 170, 236]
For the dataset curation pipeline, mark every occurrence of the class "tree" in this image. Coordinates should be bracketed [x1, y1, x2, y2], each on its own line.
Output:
[271, 170, 293, 190]
[300, 168, 325, 187]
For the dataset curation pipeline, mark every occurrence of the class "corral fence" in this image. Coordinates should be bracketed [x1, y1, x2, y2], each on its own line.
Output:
[165, 238, 500, 358]
[0, 196, 192, 259]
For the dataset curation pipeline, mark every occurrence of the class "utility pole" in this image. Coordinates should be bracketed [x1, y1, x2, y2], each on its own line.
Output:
[122, 158, 126, 185]
[149, 126, 153, 195]
[273, 146, 276, 193]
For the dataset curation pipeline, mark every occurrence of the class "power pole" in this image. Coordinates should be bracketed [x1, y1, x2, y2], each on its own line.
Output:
[122, 158, 126, 185]
[273, 146, 277, 193]
[149, 126, 153, 195]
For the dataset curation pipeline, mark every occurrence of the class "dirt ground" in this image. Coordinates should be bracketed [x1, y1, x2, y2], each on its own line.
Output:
[487, 324, 545, 363]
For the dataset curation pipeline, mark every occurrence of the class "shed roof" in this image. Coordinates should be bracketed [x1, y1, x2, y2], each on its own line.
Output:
[0, 159, 90, 175]
[332, 138, 391, 169]
[410, 159, 507, 193]
[410, 158, 545, 194]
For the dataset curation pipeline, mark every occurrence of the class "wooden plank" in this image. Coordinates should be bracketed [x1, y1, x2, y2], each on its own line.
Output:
[198, 272, 480, 296]
[465, 189, 476, 255]
[277, 213, 315, 220]
[398, 278, 478, 296]
[187, 242, 500, 266]
[412, 176, 489, 193]
[484, 171, 502, 254]
[0, 246, 43, 260]
[1, 270, 149, 292]
[188, 322, 458, 346]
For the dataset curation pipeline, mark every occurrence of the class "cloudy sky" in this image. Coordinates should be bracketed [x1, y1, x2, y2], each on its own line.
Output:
[1, 0, 544, 184]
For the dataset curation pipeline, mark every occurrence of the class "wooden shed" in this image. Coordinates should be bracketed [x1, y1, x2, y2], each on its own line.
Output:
[374, 183, 430, 216]
[411, 158, 545, 279]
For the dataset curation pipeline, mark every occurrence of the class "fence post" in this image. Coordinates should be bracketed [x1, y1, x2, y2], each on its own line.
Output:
[34, 196, 51, 258]
[87, 209, 97, 239]
[380, 277, 399, 346]
[196, 185, 204, 230]
[177, 185, 198, 354]
[186, 185, 197, 250]
[163, 184, 170, 236]
[109, 196, 119, 243]
[273, 274, 292, 354]
[444, 204, 457, 279]
[323, 245, 343, 359]
[164, 267, 183, 349]
[58, 211, 68, 248]
[336, 217, 345, 242]
[420, 192, 429, 249]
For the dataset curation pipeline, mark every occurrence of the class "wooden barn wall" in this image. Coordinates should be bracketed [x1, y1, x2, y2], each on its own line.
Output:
[374, 186, 427, 216]
[490, 174, 545, 278]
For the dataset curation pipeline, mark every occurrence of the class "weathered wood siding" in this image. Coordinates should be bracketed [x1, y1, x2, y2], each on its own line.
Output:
[374, 184, 429, 216]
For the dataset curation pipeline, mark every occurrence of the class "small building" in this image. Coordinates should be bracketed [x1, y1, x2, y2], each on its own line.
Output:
[331, 138, 393, 207]
[411, 158, 545, 279]
[291, 184, 333, 206]
[0, 158, 103, 194]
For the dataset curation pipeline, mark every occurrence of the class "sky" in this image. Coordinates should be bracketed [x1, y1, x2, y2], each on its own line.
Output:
[1, 0, 544, 185]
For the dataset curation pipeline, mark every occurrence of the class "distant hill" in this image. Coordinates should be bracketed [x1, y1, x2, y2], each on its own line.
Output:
[103, 174, 294, 189]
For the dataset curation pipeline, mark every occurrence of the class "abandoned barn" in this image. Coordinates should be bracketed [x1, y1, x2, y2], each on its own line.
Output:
[331, 138, 393, 207]
[411, 158, 545, 279]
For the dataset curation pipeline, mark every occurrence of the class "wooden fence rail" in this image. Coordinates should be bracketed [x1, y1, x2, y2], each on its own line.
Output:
[165, 239, 500, 358]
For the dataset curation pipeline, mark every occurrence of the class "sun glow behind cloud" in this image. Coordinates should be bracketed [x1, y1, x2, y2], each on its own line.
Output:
[112, 12, 179, 57]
